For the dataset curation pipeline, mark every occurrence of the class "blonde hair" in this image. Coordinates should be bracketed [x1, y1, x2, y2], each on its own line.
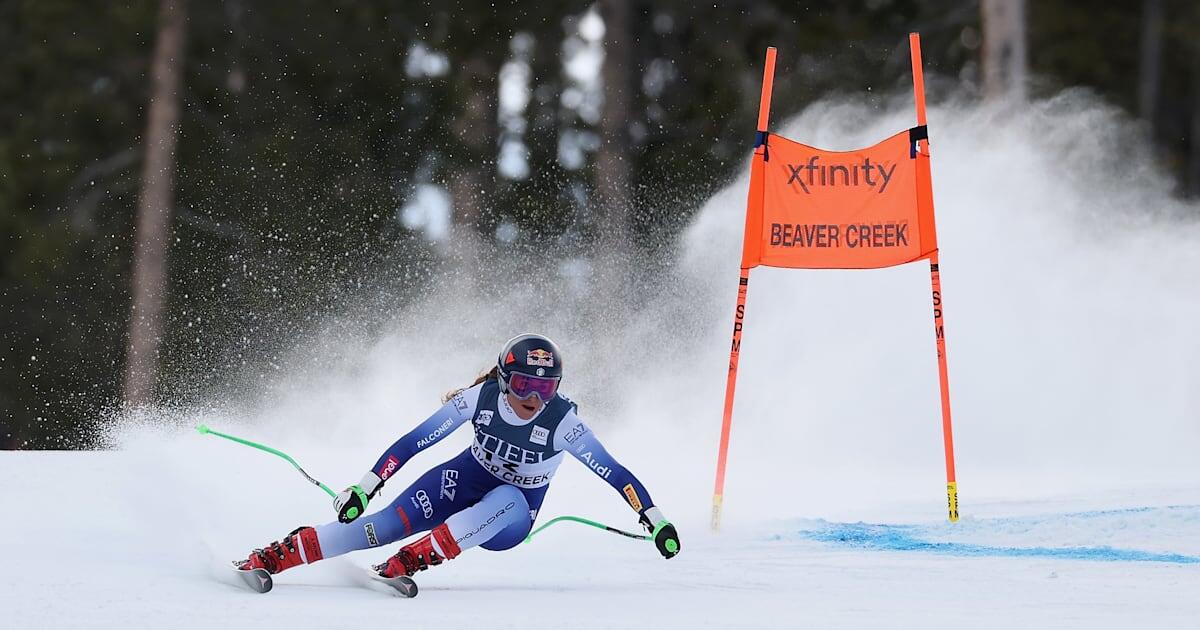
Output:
[442, 366, 499, 403]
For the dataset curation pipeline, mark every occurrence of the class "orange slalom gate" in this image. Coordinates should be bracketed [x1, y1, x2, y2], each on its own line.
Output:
[711, 33, 959, 531]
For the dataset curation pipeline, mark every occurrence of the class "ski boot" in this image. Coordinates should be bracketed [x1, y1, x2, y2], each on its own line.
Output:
[374, 523, 460, 578]
[237, 526, 324, 575]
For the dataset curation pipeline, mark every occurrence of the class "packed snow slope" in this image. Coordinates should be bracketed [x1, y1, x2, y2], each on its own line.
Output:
[4, 93, 1200, 629]
[3, 452, 1199, 630]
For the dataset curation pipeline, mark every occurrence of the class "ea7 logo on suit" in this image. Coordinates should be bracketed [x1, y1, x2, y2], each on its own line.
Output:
[563, 422, 588, 444]
[440, 469, 459, 501]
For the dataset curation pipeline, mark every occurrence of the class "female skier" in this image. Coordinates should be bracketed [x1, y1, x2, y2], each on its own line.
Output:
[236, 333, 680, 582]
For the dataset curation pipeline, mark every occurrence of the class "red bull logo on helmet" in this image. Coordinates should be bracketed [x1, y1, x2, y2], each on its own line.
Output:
[526, 348, 554, 368]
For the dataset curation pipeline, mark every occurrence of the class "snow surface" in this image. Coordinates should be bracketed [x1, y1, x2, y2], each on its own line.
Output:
[3, 451, 1198, 629]
[5, 94, 1200, 628]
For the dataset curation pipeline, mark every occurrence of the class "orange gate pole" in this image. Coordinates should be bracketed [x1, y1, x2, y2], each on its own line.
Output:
[910, 32, 959, 522]
[712, 47, 776, 531]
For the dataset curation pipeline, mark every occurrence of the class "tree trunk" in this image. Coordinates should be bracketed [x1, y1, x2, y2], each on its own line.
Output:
[1137, 0, 1164, 124]
[1190, 59, 1200, 197]
[595, 0, 635, 280]
[981, 0, 1027, 101]
[448, 55, 495, 275]
[123, 0, 187, 407]
[0, 417, 14, 449]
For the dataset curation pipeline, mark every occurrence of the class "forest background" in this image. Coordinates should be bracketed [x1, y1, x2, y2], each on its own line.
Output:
[3, 0, 1196, 448]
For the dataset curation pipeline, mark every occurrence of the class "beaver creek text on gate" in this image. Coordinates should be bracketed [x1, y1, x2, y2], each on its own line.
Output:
[769, 222, 910, 248]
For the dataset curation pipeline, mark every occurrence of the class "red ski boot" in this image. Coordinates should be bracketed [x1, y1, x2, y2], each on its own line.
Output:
[374, 523, 461, 578]
[237, 526, 324, 575]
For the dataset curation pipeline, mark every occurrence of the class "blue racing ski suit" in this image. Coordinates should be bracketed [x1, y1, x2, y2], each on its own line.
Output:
[313, 379, 659, 557]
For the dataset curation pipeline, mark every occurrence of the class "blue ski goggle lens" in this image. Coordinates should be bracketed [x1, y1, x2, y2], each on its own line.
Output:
[507, 372, 559, 401]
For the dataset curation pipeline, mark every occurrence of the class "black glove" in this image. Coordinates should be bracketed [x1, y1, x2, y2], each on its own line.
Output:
[639, 506, 680, 559]
[334, 471, 383, 523]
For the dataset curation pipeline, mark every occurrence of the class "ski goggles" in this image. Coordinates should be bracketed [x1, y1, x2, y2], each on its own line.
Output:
[507, 372, 560, 401]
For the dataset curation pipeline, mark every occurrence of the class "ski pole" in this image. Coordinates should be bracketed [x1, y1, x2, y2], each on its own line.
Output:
[524, 516, 649, 543]
[196, 424, 336, 498]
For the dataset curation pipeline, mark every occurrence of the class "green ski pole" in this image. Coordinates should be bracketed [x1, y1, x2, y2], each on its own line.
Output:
[524, 515, 649, 543]
[196, 424, 336, 498]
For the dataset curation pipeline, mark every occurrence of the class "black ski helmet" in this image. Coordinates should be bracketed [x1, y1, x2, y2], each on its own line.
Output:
[496, 333, 563, 394]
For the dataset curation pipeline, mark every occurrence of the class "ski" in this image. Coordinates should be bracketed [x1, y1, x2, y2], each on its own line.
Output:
[366, 572, 419, 598]
[226, 560, 417, 598]
[230, 563, 273, 594]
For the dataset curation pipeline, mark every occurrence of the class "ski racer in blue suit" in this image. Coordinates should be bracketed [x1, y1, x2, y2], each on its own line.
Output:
[237, 334, 680, 580]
